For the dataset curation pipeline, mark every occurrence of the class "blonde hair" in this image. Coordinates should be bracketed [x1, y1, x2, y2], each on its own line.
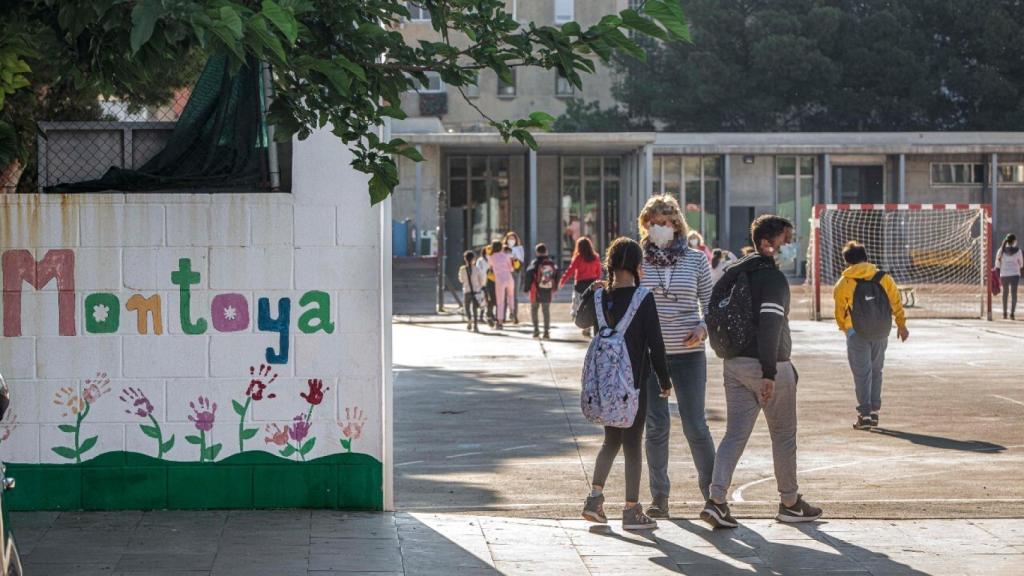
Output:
[687, 230, 705, 245]
[638, 195, 689, 240]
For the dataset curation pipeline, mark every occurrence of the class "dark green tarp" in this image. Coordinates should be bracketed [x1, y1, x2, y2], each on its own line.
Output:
[48, 55, 266, 192]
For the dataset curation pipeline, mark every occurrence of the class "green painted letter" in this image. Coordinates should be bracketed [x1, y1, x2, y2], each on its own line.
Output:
[298, 290, 335, 334]
[171, 258, 207, 335]
[85, 293, 120, 333]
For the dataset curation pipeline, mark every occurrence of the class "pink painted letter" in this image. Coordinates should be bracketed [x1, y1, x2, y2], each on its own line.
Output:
[2, 249, 76, 336]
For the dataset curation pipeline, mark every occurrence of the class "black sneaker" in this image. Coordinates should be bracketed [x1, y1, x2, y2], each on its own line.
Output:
[646, 496, 670, 519]
[870, 413, 879, 427]
[622, 504, 657, 530]
[776, 495, 822, 523]
[532, 331, 541, 339]
[582, 494, 607, 524]
[853, 415, 873, 430]
[543, 332, 551, 340]
[700, 499, 738, 529]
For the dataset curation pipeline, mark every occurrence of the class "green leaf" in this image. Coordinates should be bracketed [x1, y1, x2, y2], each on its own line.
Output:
[621, 9, 667, 40]
[160, 437, 175, 454]
[185, 435, 203, 445]
[219, 6, 244, 39]
[335, 55, 366, 82]
[398, 147, 424, 162]
[240, 427, 258, 440]
[299, 437, 316, 456]
[78, 435, 98, 455]
[206, 443, 223, 461]
[51, 446, 78, 459]
[209, 22, 248, 63]
[140, 424, 161, 439]
[311, 61, 351, 96]
[232, 400, 246, 417]
[58, 424, 77, 434]
[248, 15, 288, 63]
[368, 173, 392, 205]
[378, 105, 407, 120]
[279, 444, 297, 457]
[642, 0, 690, 42]
[529, 111, 556, 128]
[130, 0, 164, 54]
[339, 438, 351, 451]
[262, 0, 298, 45]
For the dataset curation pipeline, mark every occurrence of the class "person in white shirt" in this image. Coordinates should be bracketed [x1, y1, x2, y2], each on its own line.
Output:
[503, 231, 525, 324]
[996, 233, 1024, 320]
[710, 248, 737, 285]
[459, 251, 487, 332]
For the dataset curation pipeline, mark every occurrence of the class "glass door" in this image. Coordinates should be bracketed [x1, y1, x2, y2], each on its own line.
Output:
[651, 155, 722, 247]
[560, 156, 621, 266]
[449, 155, 511, 253]
[776, 156, 816, 276]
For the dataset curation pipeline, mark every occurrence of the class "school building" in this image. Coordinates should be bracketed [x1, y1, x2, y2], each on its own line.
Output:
[388, 128, 1024, 307]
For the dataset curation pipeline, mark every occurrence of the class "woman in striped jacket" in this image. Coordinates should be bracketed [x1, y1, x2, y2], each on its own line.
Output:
[637, 195, 717, 519]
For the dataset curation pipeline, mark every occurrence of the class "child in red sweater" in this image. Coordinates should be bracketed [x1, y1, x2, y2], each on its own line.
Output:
[560, 237, 604, 336]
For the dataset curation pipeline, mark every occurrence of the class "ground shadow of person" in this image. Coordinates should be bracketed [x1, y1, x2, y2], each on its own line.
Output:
[586, 519, 931, 575]
[869, 427, 1006, 453]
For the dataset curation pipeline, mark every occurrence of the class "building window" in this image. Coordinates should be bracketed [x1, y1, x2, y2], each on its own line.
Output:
[412, 71, 445, 93]
[407, 2, 431, 21]
[651, 155, 721, 247]
[931, 163, 985, 185]
[555, 72, 575, 97]
[998, 163, 1024, 184]
[448, 156, 511, 250]
[776, 156, 816, 275]
[561, 157, 620, 266]
[554, 0, 574, 24]
[497, 70, 516, 98]
[464, 72, 480, 98]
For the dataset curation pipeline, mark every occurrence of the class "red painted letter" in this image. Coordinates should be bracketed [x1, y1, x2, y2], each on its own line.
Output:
[2, 249, 76, 336]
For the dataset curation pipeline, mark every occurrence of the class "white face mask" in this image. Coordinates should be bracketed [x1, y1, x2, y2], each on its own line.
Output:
[778, 242, 798, 263]
[508, 239, 517, 247]
[689, 238, 700, 248]
[648, 224, 675, 248]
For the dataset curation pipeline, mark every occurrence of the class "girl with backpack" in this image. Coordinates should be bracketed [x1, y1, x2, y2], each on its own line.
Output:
[487, 240, 516, 331]
[504, 231, 525, 324]
[523, 243, 558, 339]
[638, 194, 717, 519]
[560, 237, 603, 337]
[996, 233, 1023, 320]
[575, 237, 672, 530]
[458, 250, 486, 332]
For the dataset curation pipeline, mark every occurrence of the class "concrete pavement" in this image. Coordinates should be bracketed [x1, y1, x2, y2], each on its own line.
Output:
[12, 509, 1024, 575]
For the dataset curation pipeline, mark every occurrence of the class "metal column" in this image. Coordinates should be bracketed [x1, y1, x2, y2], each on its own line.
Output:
[722, 154, 731, 250]
[414, 145, 422, 255]
[991, 153, 999, 235]
[823, 154, 833, 203]
[528, 149, 538, 255]
[898, 154, 906, 203]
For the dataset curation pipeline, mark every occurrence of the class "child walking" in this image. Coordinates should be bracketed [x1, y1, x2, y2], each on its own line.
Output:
[575, 237, 672, 530]
[488, 240, 516, 331]
[523, 243, 558, 339]
[560, 237, 604, 337]
[459, 250, 486, 332]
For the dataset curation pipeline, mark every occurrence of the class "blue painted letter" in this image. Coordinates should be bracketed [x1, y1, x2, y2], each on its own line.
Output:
[257, 297, 291, 364]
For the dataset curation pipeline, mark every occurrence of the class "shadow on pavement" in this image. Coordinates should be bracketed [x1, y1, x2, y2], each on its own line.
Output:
[587, 519, 930, 574]
[869, 427, 1007, 453]
[395, 365, 592, 512]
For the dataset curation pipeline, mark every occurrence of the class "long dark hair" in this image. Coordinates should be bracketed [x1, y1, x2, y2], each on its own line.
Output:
[711, 249, 723, 269]
[1003, 234, 1017, 250]
[574, 237, 597, 262]
[604, 237, 642, 290]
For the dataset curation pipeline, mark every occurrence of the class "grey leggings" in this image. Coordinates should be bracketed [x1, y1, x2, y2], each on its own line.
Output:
[1003, 275, 1020, 317]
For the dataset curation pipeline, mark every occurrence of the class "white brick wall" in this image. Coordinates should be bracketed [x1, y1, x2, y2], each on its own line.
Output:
[0, 134, 384, 466]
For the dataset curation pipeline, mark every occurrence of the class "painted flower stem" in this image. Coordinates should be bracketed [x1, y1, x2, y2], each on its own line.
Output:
[199, 429, 207, 463]
[148, 415, 167, 459]
[238, 396, 252, 453]
[74, 402, 90, 464]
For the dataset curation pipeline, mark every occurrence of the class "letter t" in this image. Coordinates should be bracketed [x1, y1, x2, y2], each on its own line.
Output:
[171, 258, 207, 335]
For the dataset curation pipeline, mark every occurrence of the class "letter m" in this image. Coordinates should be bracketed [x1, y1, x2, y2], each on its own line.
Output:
[3, 249, 76, 336]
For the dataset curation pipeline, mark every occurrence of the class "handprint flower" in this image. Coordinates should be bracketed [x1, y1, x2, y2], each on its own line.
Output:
[289, 414, 311, 444]
[188, 396, 217, 432]
[53, 387, 85, 417]
[235, 364, 278, 453]
[120, 387, 154, 418]
[82, 372, 111, 404]
[338, 406, 367, 453]
[264, 423, 290, 446]
[300, 378, 329, 406]
[186, 396, 221, 463]
[121, 388, 173, 459]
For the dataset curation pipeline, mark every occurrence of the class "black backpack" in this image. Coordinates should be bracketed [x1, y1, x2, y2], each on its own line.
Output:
[850, 271, 893, 339]
[707, 263, 759, 359]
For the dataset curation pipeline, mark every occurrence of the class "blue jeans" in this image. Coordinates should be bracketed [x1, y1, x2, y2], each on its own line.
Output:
[846, 332, 888, 416]
[645, 351, 717, 501]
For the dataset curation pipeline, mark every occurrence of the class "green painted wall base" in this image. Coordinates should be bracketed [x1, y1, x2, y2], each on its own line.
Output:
[5, 451, 383, 511]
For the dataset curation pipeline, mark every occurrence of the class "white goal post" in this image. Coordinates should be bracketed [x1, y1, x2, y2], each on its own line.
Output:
[811, 204, 992, 321]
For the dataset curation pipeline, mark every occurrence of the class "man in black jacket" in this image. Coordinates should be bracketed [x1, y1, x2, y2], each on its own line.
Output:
[700, 215, 822, 529]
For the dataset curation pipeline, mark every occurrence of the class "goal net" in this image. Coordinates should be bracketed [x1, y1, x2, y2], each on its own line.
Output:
[811, 204, 991, 320]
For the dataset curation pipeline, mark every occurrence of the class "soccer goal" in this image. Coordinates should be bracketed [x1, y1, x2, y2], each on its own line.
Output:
[811, 204, 991, 321]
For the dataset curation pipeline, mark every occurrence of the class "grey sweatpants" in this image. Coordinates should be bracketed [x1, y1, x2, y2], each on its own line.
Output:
[709, 357, 799, 505]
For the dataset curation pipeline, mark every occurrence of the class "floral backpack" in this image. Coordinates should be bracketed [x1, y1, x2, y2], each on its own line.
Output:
[580, 287, 649, 428]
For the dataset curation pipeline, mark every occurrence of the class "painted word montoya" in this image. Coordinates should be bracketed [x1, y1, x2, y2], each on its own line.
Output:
[2, 250, 335, 365]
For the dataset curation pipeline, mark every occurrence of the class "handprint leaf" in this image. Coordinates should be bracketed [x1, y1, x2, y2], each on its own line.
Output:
[52, 446, 78, 459]
[58, 424, 77, 434]
[206, 443, 223, 461]
[140, 424, 161, 439]
[232, 400, 246, 416]
[279, 444, 297, 457]
[185, 435, 203, 445]
[160, 437, 175, 453]
[240, 427, 258, 440]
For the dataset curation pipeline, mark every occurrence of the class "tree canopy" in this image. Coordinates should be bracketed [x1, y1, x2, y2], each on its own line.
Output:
[0, 0, 689, 202]
[561, 0, 1024, 132]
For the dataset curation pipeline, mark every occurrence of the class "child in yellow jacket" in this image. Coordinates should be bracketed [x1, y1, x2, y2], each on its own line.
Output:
[833, 241, 909, 430]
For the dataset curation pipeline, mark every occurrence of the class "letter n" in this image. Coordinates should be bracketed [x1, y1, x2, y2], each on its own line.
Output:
[3, 249, 76, 336]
